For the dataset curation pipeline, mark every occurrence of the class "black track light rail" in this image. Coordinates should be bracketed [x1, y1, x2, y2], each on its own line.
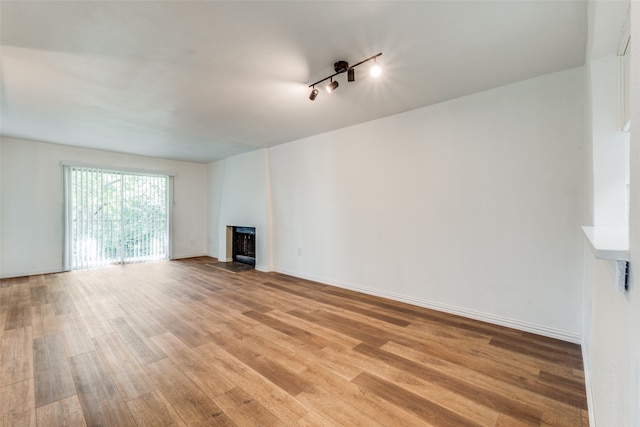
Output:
[308, 52, 382, 88]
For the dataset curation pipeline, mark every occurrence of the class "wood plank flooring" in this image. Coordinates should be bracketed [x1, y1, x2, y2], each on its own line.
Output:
[0, 257, 588, 426]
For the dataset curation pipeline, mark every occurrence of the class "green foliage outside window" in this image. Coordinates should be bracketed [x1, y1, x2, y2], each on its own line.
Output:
[70, 169, 167, 267]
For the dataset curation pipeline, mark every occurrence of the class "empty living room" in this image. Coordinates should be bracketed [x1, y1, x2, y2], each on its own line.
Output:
[1, 1, 638, 426]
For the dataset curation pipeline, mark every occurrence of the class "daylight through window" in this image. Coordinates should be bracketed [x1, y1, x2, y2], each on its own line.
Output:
[63, 166, 169, 270]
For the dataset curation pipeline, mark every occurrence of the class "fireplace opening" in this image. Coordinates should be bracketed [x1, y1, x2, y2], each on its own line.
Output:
[232, 226, 256, 266]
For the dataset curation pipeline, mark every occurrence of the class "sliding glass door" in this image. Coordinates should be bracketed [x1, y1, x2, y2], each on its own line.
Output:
[64, 166, 169, 270]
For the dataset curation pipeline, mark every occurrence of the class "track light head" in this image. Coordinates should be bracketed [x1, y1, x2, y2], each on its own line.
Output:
[370, 58, 381, 78]
[326, 80, 338, 93]
[347, 68, 355, 82]
[309, 87, 319, 101]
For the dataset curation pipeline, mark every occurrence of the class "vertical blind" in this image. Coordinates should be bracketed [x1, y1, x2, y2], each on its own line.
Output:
[64, 165, 169, 270]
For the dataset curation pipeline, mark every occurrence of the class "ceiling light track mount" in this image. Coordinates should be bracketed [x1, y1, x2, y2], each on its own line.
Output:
[308, 52, 382, 100]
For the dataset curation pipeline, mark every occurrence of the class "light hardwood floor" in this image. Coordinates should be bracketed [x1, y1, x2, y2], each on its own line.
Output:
[0, 257, 588, 426]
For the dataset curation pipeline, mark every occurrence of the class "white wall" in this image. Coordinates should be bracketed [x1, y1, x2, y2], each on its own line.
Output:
[0, 140, 2, 274]
[627, 4, 640, 424]
[208, 68, 585, 340]
[0, 137, 208, 278]
[582, 54, 633, 427]
[207, 149, 272, 271]
[580, 1, 639, 425]
[269, 68, 585, 340]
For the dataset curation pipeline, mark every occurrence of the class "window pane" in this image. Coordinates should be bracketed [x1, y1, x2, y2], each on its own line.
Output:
[65, 167, 168, 269]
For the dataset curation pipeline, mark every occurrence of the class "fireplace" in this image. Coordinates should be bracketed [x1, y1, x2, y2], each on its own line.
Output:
[232, 226, 256, 266]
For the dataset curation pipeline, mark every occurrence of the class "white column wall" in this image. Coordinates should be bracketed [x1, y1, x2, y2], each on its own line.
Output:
[582, 3, 640, 426]
[581, 54, 633, 427]
[208, 149, 271, 272]
[590, 56, 630, 227]
[0, 140, 3, 275]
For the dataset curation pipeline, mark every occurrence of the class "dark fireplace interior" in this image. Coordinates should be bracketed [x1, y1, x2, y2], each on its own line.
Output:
[232, 226, 256, 266]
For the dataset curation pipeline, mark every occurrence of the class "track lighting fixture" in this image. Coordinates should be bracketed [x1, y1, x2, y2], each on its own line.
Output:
[307, 52, 381, 101]
[326, 78, 338, 93]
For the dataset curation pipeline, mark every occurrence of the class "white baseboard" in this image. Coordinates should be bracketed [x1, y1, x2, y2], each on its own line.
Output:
[171, 252, 209, 260]
[1, 267, 64, 280]
[1, 261, 581, 344]
[1, 255, 208, 279]
[581, 338, 596, 426]
[274, 267, 582, 344]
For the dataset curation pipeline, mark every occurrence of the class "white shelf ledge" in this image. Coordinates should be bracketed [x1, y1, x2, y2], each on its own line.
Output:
[582, 226, 630, 261]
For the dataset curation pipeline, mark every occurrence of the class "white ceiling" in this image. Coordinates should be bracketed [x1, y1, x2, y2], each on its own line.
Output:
[1, 1, 589, 163]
